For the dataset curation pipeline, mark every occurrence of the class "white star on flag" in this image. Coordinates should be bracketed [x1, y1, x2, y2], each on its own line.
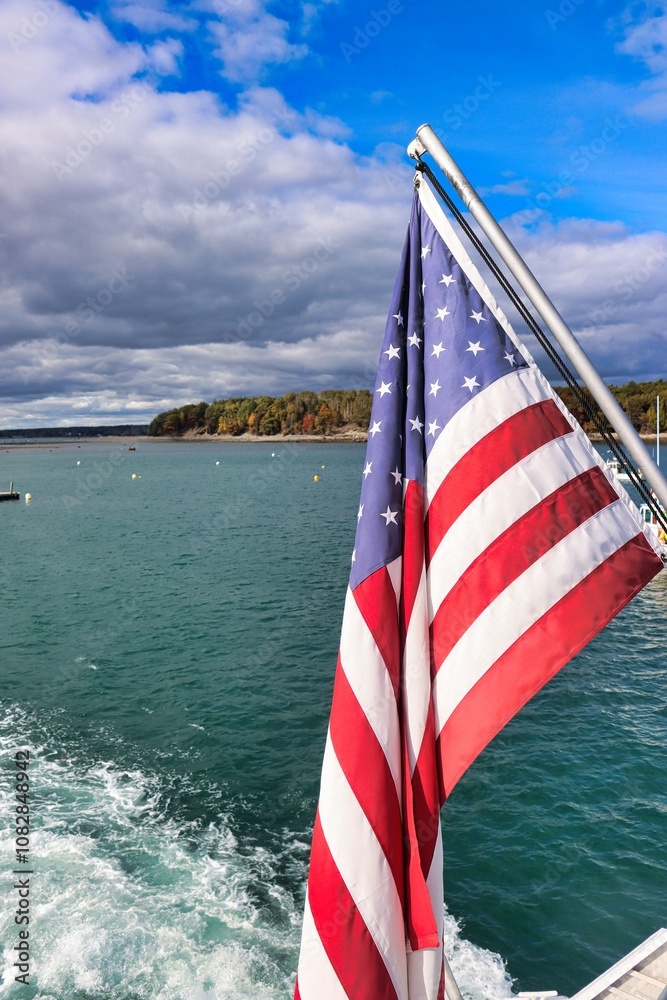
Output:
[376, 381, 392, 397]
[466, 341, 485, 356]
[408, 332, 422, 348]
[393, 311, 404, 326]
[435, 307, 450, 321]
[357, 504, 364, 521]
[391, 467, 402, 485]
[380, 506, 399, 525]
[427, 419, 441, 437]
[409, 416, 424, 433]
[504, 351, 517, 365]
[421, 245, 431, 258]
[429, 380, 442, 398]
[439, 273, 455, 285]
[431, 342, 446, 358]
[363, 461, 373, 478]
[462, 375, 481, 392]
[369, 421, 382, 437]
[384, 344, 401, 360]
[470, 310, 487, 324]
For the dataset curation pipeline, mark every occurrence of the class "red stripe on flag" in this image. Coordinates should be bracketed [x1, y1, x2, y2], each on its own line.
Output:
[430, 467, 619, 673]
[399, 478, 441, 950]
[307, 812, 400, 1000]
[437, 533, 663, 799]
[410, 708, 441, 877]
[400, 728, 440, 950]
[354, 567, 401, 696]
[426, 399, 572, 562]
[329, 657, 404, 901]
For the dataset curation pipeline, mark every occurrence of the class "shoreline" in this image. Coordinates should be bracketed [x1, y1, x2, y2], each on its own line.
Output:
[2, 432, 666, 449]
[0, 431, 369, 448]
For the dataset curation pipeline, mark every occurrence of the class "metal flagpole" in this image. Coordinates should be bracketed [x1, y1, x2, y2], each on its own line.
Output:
[408, 123, 667, 513]
[443, 953, 464, 1000]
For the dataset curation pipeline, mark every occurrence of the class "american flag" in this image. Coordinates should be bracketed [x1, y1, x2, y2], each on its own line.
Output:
[294, 176, 664, 1000]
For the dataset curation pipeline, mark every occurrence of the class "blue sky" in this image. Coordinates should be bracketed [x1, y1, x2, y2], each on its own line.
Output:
[0, 0, 665, 425]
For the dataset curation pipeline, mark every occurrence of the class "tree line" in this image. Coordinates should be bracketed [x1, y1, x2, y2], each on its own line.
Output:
[148, 390, 373, 437]
[557, 379, 665, 437]
[147, 380, 665, 438]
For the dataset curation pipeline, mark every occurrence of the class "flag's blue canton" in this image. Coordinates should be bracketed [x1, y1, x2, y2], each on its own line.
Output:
[349, 191, 529, 591]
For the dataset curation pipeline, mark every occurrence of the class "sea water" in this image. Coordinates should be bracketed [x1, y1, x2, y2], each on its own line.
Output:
[0, 440, 665, 999]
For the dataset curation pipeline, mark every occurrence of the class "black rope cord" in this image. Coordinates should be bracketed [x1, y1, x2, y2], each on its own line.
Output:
[414, 158, 667, 535]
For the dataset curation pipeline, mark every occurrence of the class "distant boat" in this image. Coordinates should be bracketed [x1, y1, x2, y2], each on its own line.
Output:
[607, 396, 662, 485]
[605, 455, 633, 482]
[639, 492, 667, 545]
[128, 446, 136, 451]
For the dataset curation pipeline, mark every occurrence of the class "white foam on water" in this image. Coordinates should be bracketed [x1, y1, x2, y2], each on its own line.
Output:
[0, 708, 516, 1000]
[444, 910, 515, 999]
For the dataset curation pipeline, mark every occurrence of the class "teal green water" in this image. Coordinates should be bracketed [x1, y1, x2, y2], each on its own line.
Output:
[0, 440, 665, 999]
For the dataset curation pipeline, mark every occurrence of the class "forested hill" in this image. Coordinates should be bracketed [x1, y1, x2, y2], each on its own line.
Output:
[557, 379, 665, 437]
[148, 380, 666, 439]
[148, 390, 373, 437]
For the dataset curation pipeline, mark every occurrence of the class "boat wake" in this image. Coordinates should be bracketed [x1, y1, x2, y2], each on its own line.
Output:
[0, 705, 514, 999]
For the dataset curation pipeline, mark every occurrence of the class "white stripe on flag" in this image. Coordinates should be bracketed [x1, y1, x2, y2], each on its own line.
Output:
[296, 894, 349, 1000]
[433, 500, 640, 732]
[426, 431, 596, 621]
[339, 586, 402, 796]
[319, 734, 409, 1000]
[425, 367, 553, 507]
[402, 564, 431, 775]
[386, 556, 403, 605]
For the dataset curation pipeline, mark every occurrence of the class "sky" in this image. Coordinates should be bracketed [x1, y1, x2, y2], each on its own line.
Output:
[0, 0, 666, 427]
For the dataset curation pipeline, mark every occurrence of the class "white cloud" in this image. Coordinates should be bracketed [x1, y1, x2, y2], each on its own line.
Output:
[480, 179, 531, 197]
[501, 216, 667, 382]
[0, 0, 664, 429]
[111, 0, 198, 33]
[617, 8, 667, 117]
[145, 37, 184, 74]
[3, 3, 148, 107]
[619, 9, 667, 77]
[370, 90, 393, 104]
[208, 11, 308, 82]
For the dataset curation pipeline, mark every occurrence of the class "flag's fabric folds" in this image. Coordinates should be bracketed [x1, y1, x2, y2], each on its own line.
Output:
[295, 176, 664, 1000]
